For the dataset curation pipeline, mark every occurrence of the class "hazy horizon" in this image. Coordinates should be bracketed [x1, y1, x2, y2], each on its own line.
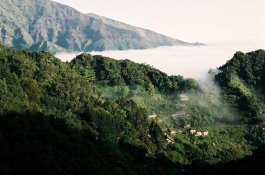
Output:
[53, 0, 265, 46]
[53, 0, 265, 80]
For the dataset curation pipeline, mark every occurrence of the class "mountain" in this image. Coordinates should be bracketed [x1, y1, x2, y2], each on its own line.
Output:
[215, 50, 265, 124]
[70, 53, 198, 93]
[0, 0, 201, 53]
[0, 44, 177, 175]
[0, 44, 265, 175]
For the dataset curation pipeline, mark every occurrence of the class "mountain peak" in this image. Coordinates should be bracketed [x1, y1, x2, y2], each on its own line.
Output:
[0, 0, 202, 53]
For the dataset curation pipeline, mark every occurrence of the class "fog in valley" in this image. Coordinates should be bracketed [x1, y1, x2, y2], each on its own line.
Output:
[56, 40, 264, 81]
[56, 40, 264, 124]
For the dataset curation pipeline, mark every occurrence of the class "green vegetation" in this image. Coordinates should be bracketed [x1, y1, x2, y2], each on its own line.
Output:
[70, 53, 198, 93]
[100, 85, 179, 118]
[0, 45, 265, 175]
[216, 50, 265, 123]
[189, 145, 265, 175]
[69, 51, 265, 165]
[0, 45, 178, 175]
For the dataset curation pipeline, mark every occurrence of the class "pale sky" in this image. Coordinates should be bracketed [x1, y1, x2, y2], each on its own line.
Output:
[52, 0, 265, 45]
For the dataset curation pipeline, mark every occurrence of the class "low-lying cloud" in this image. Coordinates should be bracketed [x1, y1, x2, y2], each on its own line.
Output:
[55, 40, 264, 80]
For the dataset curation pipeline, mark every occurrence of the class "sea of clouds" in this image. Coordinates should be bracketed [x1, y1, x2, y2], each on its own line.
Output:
[56, 40, 265, 81]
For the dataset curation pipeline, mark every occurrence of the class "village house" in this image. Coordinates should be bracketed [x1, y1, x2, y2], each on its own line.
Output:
[165, 134, 175, 144]
[189, 130, 209, 137]
[176, 103, 186, 108]
[170, 129, 177, 135]
[172, 111, 189, 120]
[166, 138, 174, 144]
[148, 114, 157, 119]
[180, 94, 189, 101]
[195, 131, 203, 137]
[170, 128, 182, 135]
[203, 131, 209, 136]
[173, 111, 189, 117]
[190, 129, 196, 135]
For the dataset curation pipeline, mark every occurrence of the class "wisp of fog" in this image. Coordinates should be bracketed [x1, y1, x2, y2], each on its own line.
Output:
[55, 40, 264, 125]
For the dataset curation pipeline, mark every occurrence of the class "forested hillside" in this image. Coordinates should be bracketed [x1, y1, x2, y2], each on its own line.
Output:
[70, 53, 198, 93]
[0, 45, 265, 175]
[216, 50, 265, 124]
[190, 144, 265, 175]
[0, 44, 179, 175]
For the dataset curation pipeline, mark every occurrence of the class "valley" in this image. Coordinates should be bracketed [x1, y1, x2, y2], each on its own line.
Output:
[0, 44, 265, 174]
[0, 0, 264, 174]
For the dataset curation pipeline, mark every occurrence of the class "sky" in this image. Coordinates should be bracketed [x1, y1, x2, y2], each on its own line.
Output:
[52, 0, 265, 45]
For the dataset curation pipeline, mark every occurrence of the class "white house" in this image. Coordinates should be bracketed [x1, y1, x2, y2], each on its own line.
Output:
[180, 94, 189, 101]
[195, 131, 203, 137]
[203, 131, 209, 136]
[148, 114, 157, 119]
[190, 129, 196, 135]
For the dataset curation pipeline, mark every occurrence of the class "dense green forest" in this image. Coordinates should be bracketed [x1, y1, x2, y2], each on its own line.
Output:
[0, 45, 175, 175]
[70, 53, 198, 93]
[216, 50, 265, 124]
[0, 45, 265, 175]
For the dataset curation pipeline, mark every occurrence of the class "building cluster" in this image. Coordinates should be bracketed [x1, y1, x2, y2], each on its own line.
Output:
[171, 94, 190, 120]
[184, 124, 209, 137]
[164, 125, 209, 144]
[190, 129, 209, 137]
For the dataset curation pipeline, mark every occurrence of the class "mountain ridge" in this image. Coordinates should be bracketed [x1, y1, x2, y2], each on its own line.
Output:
[0, 44, 265, 175]
[0, 0, 203, 53]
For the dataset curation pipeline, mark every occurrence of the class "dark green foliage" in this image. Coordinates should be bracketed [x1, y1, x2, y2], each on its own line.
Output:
[217, 50, 265, 91]
[1, 45, 265, 174]
[190, 145, 265, 175]
[70, 53, 198, 93]
[0, 45, 179, 175]
[149, 121, 166, 152]
[0, 112, 181, 175]
[0, 112, 105, 175]
[216, 50, 265, 123]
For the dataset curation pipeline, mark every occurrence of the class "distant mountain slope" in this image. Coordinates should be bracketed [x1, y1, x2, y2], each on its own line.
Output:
[0, 0, 201, 53]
